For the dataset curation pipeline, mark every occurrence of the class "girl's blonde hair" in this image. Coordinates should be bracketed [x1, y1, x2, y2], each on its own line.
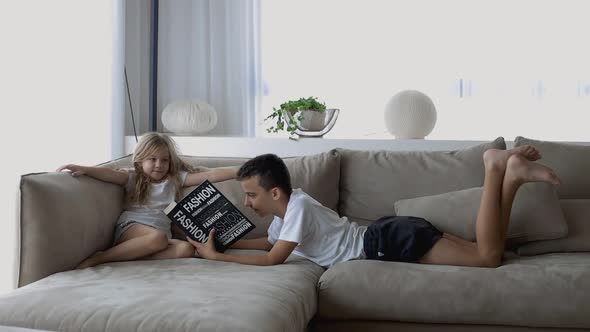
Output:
[128, 132, 192, 205]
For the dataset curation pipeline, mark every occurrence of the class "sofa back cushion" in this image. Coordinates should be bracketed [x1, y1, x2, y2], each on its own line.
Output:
[102, 155, 247, 170]
[105, 151, 340, 239]
[19, 173, 124, 286]
[394, 183, 568, 247]
[514, 136, 590, 199]
[338, 137, 506, 222]
[181, 150, 341, 239]
[518, 199, 590, 255]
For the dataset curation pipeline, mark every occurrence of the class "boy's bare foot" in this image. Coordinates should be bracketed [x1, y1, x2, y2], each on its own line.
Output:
[505, 154, 561, 186]
[76, 251, 103, 269]
[483, 145, 541, 171]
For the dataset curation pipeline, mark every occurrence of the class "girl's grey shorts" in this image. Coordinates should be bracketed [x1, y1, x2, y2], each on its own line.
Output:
[113, 211, 172, 243]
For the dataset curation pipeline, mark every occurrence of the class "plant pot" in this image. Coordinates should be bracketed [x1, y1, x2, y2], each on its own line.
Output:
[298, 110, 326, 131]
[284, 108, 340, 138]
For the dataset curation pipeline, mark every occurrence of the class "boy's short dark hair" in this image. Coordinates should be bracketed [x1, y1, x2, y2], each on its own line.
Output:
[237, 154, 293, 195]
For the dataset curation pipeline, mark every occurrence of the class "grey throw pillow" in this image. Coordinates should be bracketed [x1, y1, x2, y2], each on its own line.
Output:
[394, 183, 568, 247]
[518, 199, 590, 255]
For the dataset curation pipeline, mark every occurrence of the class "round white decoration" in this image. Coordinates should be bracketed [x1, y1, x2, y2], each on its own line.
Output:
[384, 90, 437, 139]
[161, 100, 218, 135]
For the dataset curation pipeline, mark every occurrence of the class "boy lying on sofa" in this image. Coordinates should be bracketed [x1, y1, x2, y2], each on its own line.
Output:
[188, 146, 560, 268]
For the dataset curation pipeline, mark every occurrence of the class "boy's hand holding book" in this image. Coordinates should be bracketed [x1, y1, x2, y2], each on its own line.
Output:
[187, 229, 218, 259]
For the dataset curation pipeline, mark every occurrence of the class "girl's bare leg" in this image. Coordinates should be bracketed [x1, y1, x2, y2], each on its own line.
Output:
[420, 146, 559, 267]
[77, 224, 169, 269]
[146, 239, 195, 260]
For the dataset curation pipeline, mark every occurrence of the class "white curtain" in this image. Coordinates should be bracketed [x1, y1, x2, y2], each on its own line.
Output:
[0, 0, 125, 293]
[158, 0, 261, 137]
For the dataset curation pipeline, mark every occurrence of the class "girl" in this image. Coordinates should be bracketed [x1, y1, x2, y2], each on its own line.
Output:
[57, 132, 238, 269]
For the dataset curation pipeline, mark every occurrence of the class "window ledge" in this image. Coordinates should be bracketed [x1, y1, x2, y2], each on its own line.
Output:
[125, 135, 519, 158]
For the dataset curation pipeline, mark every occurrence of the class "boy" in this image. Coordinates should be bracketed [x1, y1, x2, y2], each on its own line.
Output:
[187, 147, 560, 268]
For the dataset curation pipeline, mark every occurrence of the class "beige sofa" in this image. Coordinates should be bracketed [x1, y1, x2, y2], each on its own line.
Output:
[1, 136, 590, 331]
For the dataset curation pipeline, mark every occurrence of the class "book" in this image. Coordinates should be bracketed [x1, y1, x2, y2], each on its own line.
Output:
[164, 180, 256, 252]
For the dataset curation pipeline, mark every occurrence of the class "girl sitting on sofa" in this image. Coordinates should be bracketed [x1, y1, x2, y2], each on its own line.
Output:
[57, 132, 237, 269]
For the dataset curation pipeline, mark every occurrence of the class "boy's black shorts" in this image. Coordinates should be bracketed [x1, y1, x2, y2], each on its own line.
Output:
[363, 215, 443, 263]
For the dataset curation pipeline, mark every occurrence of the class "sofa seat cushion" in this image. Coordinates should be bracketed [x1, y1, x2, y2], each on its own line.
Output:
[0, 252, 324, 332]
[0, 327, 53, 332]
[317, 253, 590, 329]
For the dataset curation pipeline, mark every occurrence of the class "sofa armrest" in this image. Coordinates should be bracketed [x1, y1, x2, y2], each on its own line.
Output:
[18, 172, 124, 287]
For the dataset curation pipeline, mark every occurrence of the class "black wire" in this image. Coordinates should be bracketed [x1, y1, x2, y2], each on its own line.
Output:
[124, 67, 139, 143]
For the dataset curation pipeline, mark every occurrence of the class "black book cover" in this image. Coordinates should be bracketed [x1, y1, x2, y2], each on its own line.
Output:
[164, 180, 255, 252]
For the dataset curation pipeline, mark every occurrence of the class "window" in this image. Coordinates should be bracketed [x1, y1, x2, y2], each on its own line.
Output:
[260, 0, 590, 140]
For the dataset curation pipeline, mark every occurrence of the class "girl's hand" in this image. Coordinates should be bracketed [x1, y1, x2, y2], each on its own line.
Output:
[56, 164, 87, 177]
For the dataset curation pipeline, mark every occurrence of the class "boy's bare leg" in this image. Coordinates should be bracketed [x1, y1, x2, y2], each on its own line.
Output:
[146, 239, 195, 260]
[471, 149, 514, 266]
[420, 146, 559, 267]
[442, 233, 476, 248]
[77, 224, 169, 269]
[496, 145, 537, 239]
[419, 149, 506, 266]
[499, 153, 560, 240]
[443, 145, 541, 247]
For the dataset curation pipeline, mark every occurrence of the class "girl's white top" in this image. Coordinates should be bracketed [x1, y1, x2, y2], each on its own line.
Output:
[118, 169, 188, 227]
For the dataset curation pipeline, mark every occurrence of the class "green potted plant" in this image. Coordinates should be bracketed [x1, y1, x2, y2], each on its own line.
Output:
[264, 96, 328, 140]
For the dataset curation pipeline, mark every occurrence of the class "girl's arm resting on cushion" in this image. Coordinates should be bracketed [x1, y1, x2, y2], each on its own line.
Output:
[183, 167, 238, 187]
[229, 237, 273, 251]
[56, 164, 128, 186]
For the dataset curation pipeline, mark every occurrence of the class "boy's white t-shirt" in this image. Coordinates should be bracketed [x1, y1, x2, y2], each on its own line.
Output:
[267, 189, 367, 268]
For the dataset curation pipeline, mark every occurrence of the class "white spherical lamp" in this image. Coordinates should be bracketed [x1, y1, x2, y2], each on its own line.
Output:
[161, 100, 218, 135]
[384, 90, 437, 139]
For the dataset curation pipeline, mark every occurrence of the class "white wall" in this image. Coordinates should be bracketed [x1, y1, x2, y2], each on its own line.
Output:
[0, 0, 125, 293]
